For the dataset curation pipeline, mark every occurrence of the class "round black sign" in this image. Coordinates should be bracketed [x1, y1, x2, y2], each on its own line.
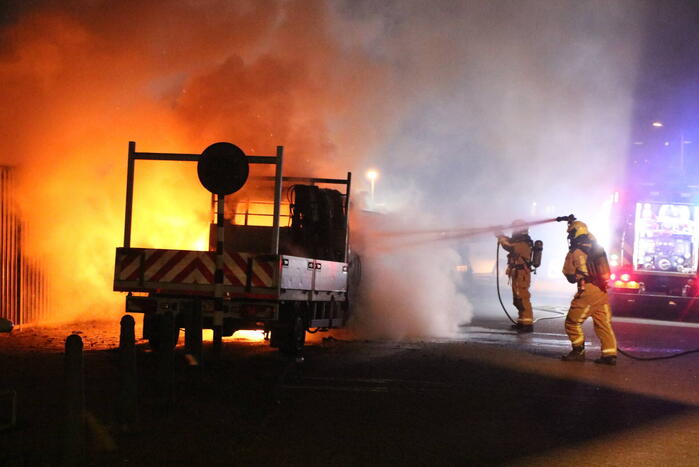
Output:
[197, 142, 249, 195]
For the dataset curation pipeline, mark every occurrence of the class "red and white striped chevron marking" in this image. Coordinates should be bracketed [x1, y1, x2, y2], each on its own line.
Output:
[117, 249, 276, 288]
[118, 250, 215, 284]
[223, 252, 276, 288]
[116, 249, 143, 281]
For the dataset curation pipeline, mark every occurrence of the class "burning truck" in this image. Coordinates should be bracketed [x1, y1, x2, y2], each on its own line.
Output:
[113, 142, 353, 355]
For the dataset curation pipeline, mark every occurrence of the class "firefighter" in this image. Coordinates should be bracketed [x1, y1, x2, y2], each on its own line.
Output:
[497, 220, 534, 333]
[561, 220, 617, 365]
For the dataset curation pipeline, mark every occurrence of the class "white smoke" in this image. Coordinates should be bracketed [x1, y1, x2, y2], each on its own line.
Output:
[328, 0, 647, 329]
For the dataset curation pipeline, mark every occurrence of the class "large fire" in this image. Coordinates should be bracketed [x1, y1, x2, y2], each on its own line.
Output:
[131, 159, 211, 252]
[0, 1, 377, 325]
[232, 200, 291, 227]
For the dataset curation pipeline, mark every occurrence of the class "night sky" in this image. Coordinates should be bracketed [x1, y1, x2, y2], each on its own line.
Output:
[625, 1, 699, 179]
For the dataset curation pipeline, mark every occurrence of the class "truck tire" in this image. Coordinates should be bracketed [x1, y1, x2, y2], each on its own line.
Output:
[144, 314, 180, 351]
[279, 314, 306, 356]
[149, 330, 180, 352]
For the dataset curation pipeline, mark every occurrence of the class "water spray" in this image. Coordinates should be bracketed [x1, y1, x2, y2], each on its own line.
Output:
[376, 215, 575, 239]
[370, 215, 577, 252]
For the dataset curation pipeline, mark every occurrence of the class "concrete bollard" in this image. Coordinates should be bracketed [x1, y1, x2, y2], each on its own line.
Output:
[0, 317, 13, 333]
[118, 315, 139, 432]
[157, 312, 175, 404]
[62, 334, 85, 464]
[1, 318, 16, 431]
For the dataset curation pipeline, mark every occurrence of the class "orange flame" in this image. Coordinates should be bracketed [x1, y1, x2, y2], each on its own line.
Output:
[201, 329, 266, 343]
[232, 200, 291, 227]
[1, 1, 378, 326]
[131, 160, 211, 251]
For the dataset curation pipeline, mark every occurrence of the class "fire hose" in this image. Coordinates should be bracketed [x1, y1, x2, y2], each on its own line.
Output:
[375, 216, 570, 243]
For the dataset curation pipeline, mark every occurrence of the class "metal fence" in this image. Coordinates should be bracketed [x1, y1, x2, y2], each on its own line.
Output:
[1, 166, 48, 326]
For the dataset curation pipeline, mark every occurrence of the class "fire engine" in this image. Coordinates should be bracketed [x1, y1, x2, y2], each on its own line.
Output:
[113, 142, 353, 354]
[607, 182, 699, 320]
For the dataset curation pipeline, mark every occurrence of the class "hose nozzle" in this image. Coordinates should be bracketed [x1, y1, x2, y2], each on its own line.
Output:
[556, 214, 576, 223]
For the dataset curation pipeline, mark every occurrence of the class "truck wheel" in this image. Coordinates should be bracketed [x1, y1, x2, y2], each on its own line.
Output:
[144, 314, 180, 351]
[148, 331, 180, 352]
[279, 314, 306, 356]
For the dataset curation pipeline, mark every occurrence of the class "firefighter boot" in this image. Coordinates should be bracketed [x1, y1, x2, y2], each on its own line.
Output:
[511, 323, 534, 333]
[594, 356, 617, 366]
[561, 345, 585, 362]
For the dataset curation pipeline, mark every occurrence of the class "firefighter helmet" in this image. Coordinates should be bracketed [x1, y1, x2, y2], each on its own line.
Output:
[567, 220, 589, 239]
[511, 219, 528, 236]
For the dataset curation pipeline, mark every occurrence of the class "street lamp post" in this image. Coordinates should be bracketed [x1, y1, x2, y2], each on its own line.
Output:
[366, 170, 378, 205]
[651, 121, 691, 173]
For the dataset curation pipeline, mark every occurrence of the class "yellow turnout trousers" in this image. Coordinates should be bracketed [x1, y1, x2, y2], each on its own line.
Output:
[565, 283, 617, 356]
[511, 268, 533, 325]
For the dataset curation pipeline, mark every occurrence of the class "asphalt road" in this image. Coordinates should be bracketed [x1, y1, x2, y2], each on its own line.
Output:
[2, 308, 699, 466]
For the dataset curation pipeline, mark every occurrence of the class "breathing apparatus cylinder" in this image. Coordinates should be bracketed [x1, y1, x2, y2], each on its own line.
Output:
[588, 244, 611, 290]
[566, 218, 611, 290]
[531, 240, 543, 268]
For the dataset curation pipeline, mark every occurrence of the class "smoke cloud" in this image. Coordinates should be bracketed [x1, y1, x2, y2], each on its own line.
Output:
[0, 0, 646, 336]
